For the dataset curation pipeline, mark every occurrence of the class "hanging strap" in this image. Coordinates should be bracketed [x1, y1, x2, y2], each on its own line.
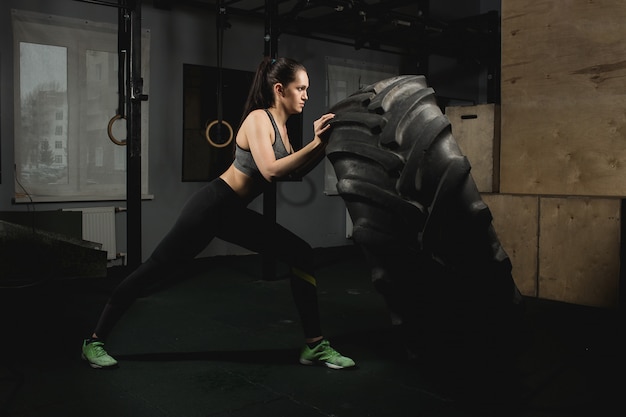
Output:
[216, 1, 225, 126]
[108, 0, 130, 146]
[205, 1, 233, 148]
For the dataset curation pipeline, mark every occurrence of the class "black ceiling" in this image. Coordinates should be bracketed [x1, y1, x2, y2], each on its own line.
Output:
[151, 0, 499, 63]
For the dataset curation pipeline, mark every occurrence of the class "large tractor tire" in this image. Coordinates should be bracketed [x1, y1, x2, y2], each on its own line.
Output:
[325, 75, 523, 355]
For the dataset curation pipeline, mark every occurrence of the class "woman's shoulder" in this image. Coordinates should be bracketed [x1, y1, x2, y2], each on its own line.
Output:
[248, 108, 268, 118]
[242, 109, 270, 129]
[239, 109, 273, 142]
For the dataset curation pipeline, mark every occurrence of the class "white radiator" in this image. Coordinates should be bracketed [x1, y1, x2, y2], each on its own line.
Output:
[64, 207, 117, 260]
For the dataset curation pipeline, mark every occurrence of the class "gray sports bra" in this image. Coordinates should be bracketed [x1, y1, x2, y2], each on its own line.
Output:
[233, 109, 291, 180]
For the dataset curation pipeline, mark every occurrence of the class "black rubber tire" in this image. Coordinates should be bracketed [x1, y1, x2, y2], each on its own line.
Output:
[325, 75, 522, 354]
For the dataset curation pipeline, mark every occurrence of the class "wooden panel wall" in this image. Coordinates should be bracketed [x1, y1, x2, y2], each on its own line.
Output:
[445, 2, 625, 307]
[538, 197, 621, 308]
[500, 0, 626, 196]
[481, 194, 621, 308]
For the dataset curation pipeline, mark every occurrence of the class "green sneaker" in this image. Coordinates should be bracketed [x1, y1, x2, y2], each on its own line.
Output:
[299, 340, 355, 370]
[81, 339, 118, 369]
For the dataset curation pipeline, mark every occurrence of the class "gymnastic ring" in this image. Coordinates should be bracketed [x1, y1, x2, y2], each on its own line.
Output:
[107, 114, 127, 146]
[205, 119, 233, 148]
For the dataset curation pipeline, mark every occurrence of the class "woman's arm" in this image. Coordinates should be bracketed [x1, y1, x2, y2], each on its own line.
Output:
[287, 139, 327, 179]
[244, 112, 334, 182]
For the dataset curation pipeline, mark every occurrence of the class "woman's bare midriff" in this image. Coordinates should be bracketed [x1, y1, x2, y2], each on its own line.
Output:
[219, 164, 264, 200]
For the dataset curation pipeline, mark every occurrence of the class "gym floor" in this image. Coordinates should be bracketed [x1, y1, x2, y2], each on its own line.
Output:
[1, 246, 623, 417]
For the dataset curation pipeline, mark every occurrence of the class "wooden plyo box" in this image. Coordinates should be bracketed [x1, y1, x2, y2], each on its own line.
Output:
[446, 104, 500, 193]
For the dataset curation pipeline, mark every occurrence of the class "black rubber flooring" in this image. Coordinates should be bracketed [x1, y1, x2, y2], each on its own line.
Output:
[1, 247, 624, 417]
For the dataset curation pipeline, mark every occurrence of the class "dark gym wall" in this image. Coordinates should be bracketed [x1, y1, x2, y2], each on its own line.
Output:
[0, 1, 486, 261]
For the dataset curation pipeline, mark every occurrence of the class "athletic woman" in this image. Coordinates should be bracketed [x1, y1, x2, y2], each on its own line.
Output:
[81, 57, 355, 370]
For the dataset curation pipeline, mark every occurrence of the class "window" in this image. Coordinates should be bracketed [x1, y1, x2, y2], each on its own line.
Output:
[323, 57, 398, 195]
[12, 10, 151, 202]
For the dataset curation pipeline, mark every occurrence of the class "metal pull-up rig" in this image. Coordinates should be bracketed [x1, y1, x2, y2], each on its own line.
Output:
[75, 0, 148, 270]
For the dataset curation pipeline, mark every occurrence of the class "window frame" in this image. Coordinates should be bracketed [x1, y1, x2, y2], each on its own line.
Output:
[12, 9, 151, 203]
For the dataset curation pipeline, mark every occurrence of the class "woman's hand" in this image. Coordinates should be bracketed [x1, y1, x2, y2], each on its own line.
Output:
[313, 113, 335, 142]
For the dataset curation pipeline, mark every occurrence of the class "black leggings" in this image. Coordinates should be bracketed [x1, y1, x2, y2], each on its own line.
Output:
[94, 178, 321, 339]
